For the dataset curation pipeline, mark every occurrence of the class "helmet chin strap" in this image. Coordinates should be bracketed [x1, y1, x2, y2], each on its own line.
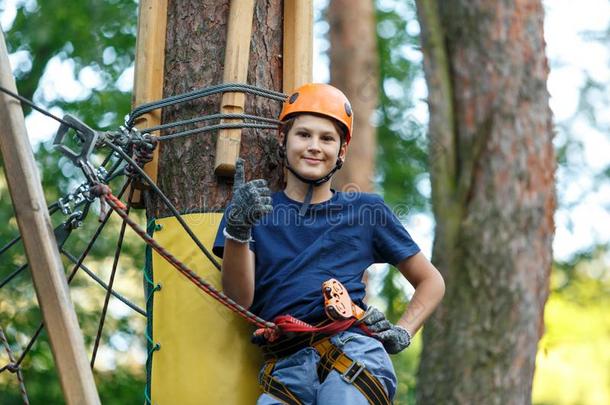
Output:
[282, 141, 343, 216]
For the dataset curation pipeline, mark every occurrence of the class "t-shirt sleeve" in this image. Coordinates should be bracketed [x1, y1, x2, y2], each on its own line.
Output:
[212, 213, 227, 259]
[372, 196, 420, 266]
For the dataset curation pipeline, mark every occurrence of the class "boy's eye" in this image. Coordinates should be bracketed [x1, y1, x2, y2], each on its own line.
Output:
[297, 131, 310, 137]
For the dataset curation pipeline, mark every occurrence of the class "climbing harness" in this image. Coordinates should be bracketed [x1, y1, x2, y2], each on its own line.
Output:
[258, 280, 390, 405]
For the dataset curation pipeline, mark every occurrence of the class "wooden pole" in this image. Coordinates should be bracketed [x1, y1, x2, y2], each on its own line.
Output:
[283, 0, 313, 93]
[214, 0, 256, 177]
[0, 30, 101, 405]
[281, 0, 313, 180]
[129, 0, 168, 207]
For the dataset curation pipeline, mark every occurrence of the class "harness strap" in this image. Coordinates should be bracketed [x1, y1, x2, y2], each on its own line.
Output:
[259, 360, 304, 405]
[262, 330, 330, 360]
[314, 339, 391, 405]
[259, 337, 391, 405]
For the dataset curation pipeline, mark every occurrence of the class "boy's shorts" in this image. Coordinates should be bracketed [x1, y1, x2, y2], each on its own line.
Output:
[257, 330, 397, 404]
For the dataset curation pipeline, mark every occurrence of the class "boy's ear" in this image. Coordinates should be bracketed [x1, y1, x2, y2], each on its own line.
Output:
[339, 142, 347, 161]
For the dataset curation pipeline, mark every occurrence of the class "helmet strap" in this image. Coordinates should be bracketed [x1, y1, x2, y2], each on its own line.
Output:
[281, 138, 344, 216]
[299, 184, 315, 217]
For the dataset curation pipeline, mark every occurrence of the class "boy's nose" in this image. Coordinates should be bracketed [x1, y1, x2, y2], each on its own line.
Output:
[307, 137, 321, 151]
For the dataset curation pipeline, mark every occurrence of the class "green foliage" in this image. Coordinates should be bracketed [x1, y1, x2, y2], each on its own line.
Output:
[373, 1, 425, 402]
[5, 0, 136, 127]
[533, 247, 610, 405]
[0, 0, 144, 403]
[374, 0, 428, 212]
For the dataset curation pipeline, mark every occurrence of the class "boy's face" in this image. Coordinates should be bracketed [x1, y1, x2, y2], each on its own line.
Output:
[282, 114, 347, 181]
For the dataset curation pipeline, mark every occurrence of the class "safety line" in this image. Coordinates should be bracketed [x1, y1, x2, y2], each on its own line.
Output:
[0, 203, 60, 260]
[126, 82, 286, 128]
[0, 81, 292, 397]
[105, 142, 222, 271]
[10, 324, 42, 373]
[157, 122, 278, 142]
[60, 249, 146, 317]
[0, 85, 80, 131]
[90, 187, 134, 368]
[101, 194, 275, 330]
[144, 112, 281, 134]
[7, 181, 131, 371]
[0, 263, 28, 290]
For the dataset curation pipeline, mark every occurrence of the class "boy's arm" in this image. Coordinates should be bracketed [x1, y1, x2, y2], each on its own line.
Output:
[395, 251, 445, 336]
[220, 158, 272, 309]
[221, 240, 256, 308]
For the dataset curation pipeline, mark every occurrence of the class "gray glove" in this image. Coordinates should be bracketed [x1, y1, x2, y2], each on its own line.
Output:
[361, 307, 411, 354]
[225, 159, 273, 243]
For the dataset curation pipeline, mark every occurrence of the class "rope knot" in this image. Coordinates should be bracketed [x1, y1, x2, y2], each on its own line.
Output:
[253, 324, 281, 343]
[6, 363, 19, 373]
[90, 183, 127, 221]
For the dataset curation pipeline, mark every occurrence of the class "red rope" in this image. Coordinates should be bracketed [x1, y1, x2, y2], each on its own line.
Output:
[95, 186, 275, 331]
[254, 315, 372, 343]
[96, 185, 369, 342]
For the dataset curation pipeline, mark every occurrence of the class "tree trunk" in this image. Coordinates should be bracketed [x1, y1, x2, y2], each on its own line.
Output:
[148, 0, 283, 218]
[415, 1, 555, 403]
[327, 0, 379, 193]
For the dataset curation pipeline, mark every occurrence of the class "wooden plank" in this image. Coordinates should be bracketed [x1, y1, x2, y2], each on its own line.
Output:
[214, 0, 256, 177]
[283, 0, 313, 93]
[0, 30, 101, 405]
[129, 0, 168, 207]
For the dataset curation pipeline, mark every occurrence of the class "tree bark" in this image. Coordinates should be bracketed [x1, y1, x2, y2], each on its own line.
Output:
[415, 1, 555, 403]
[327, 0, 379, 193]
[148, 0, 283, 218]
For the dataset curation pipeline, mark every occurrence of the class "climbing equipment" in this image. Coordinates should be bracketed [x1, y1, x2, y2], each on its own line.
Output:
[259, 336, 391, 405]
[278, 83, 354, 216]
[314, 338, 391, 405]
[323, 278, 366, 321]
[257, 279, 390, 405]
[253, 279, 370, 344]
[279, 83, 353, 144]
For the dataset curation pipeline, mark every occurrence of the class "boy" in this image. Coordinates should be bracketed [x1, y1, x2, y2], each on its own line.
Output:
[213, 83, 445, 404]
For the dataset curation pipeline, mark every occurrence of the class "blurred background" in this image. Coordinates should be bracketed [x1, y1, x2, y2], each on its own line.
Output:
[0, 0, 608, 404]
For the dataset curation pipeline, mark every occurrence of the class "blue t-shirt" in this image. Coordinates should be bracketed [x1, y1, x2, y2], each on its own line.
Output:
[213, 190, 420, 324]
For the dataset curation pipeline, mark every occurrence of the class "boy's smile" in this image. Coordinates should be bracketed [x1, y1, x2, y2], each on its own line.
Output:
[284, 114, 347, 181]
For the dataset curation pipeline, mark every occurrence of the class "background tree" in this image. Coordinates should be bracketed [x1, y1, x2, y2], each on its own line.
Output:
[319, 0, 431, 401]
[327, 0, 379, 193]
[148, 0, 283, 217]
[415, 1, 555, 403]
[369, 2, 429, 401]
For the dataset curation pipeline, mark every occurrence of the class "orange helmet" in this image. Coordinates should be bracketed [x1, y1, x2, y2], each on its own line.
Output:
[279, 83, 353, 145]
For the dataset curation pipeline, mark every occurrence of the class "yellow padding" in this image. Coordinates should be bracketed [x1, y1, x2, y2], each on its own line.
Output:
[151, 213, 262, 404]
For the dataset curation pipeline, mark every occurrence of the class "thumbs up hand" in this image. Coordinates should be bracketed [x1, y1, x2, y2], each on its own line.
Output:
[224, 158, 273, 243]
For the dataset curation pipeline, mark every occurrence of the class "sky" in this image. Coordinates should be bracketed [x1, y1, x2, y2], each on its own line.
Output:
[1, 0, 609, 263]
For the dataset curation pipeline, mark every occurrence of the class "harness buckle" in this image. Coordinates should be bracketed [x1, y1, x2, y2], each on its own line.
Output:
[341, 360, 366, 384]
